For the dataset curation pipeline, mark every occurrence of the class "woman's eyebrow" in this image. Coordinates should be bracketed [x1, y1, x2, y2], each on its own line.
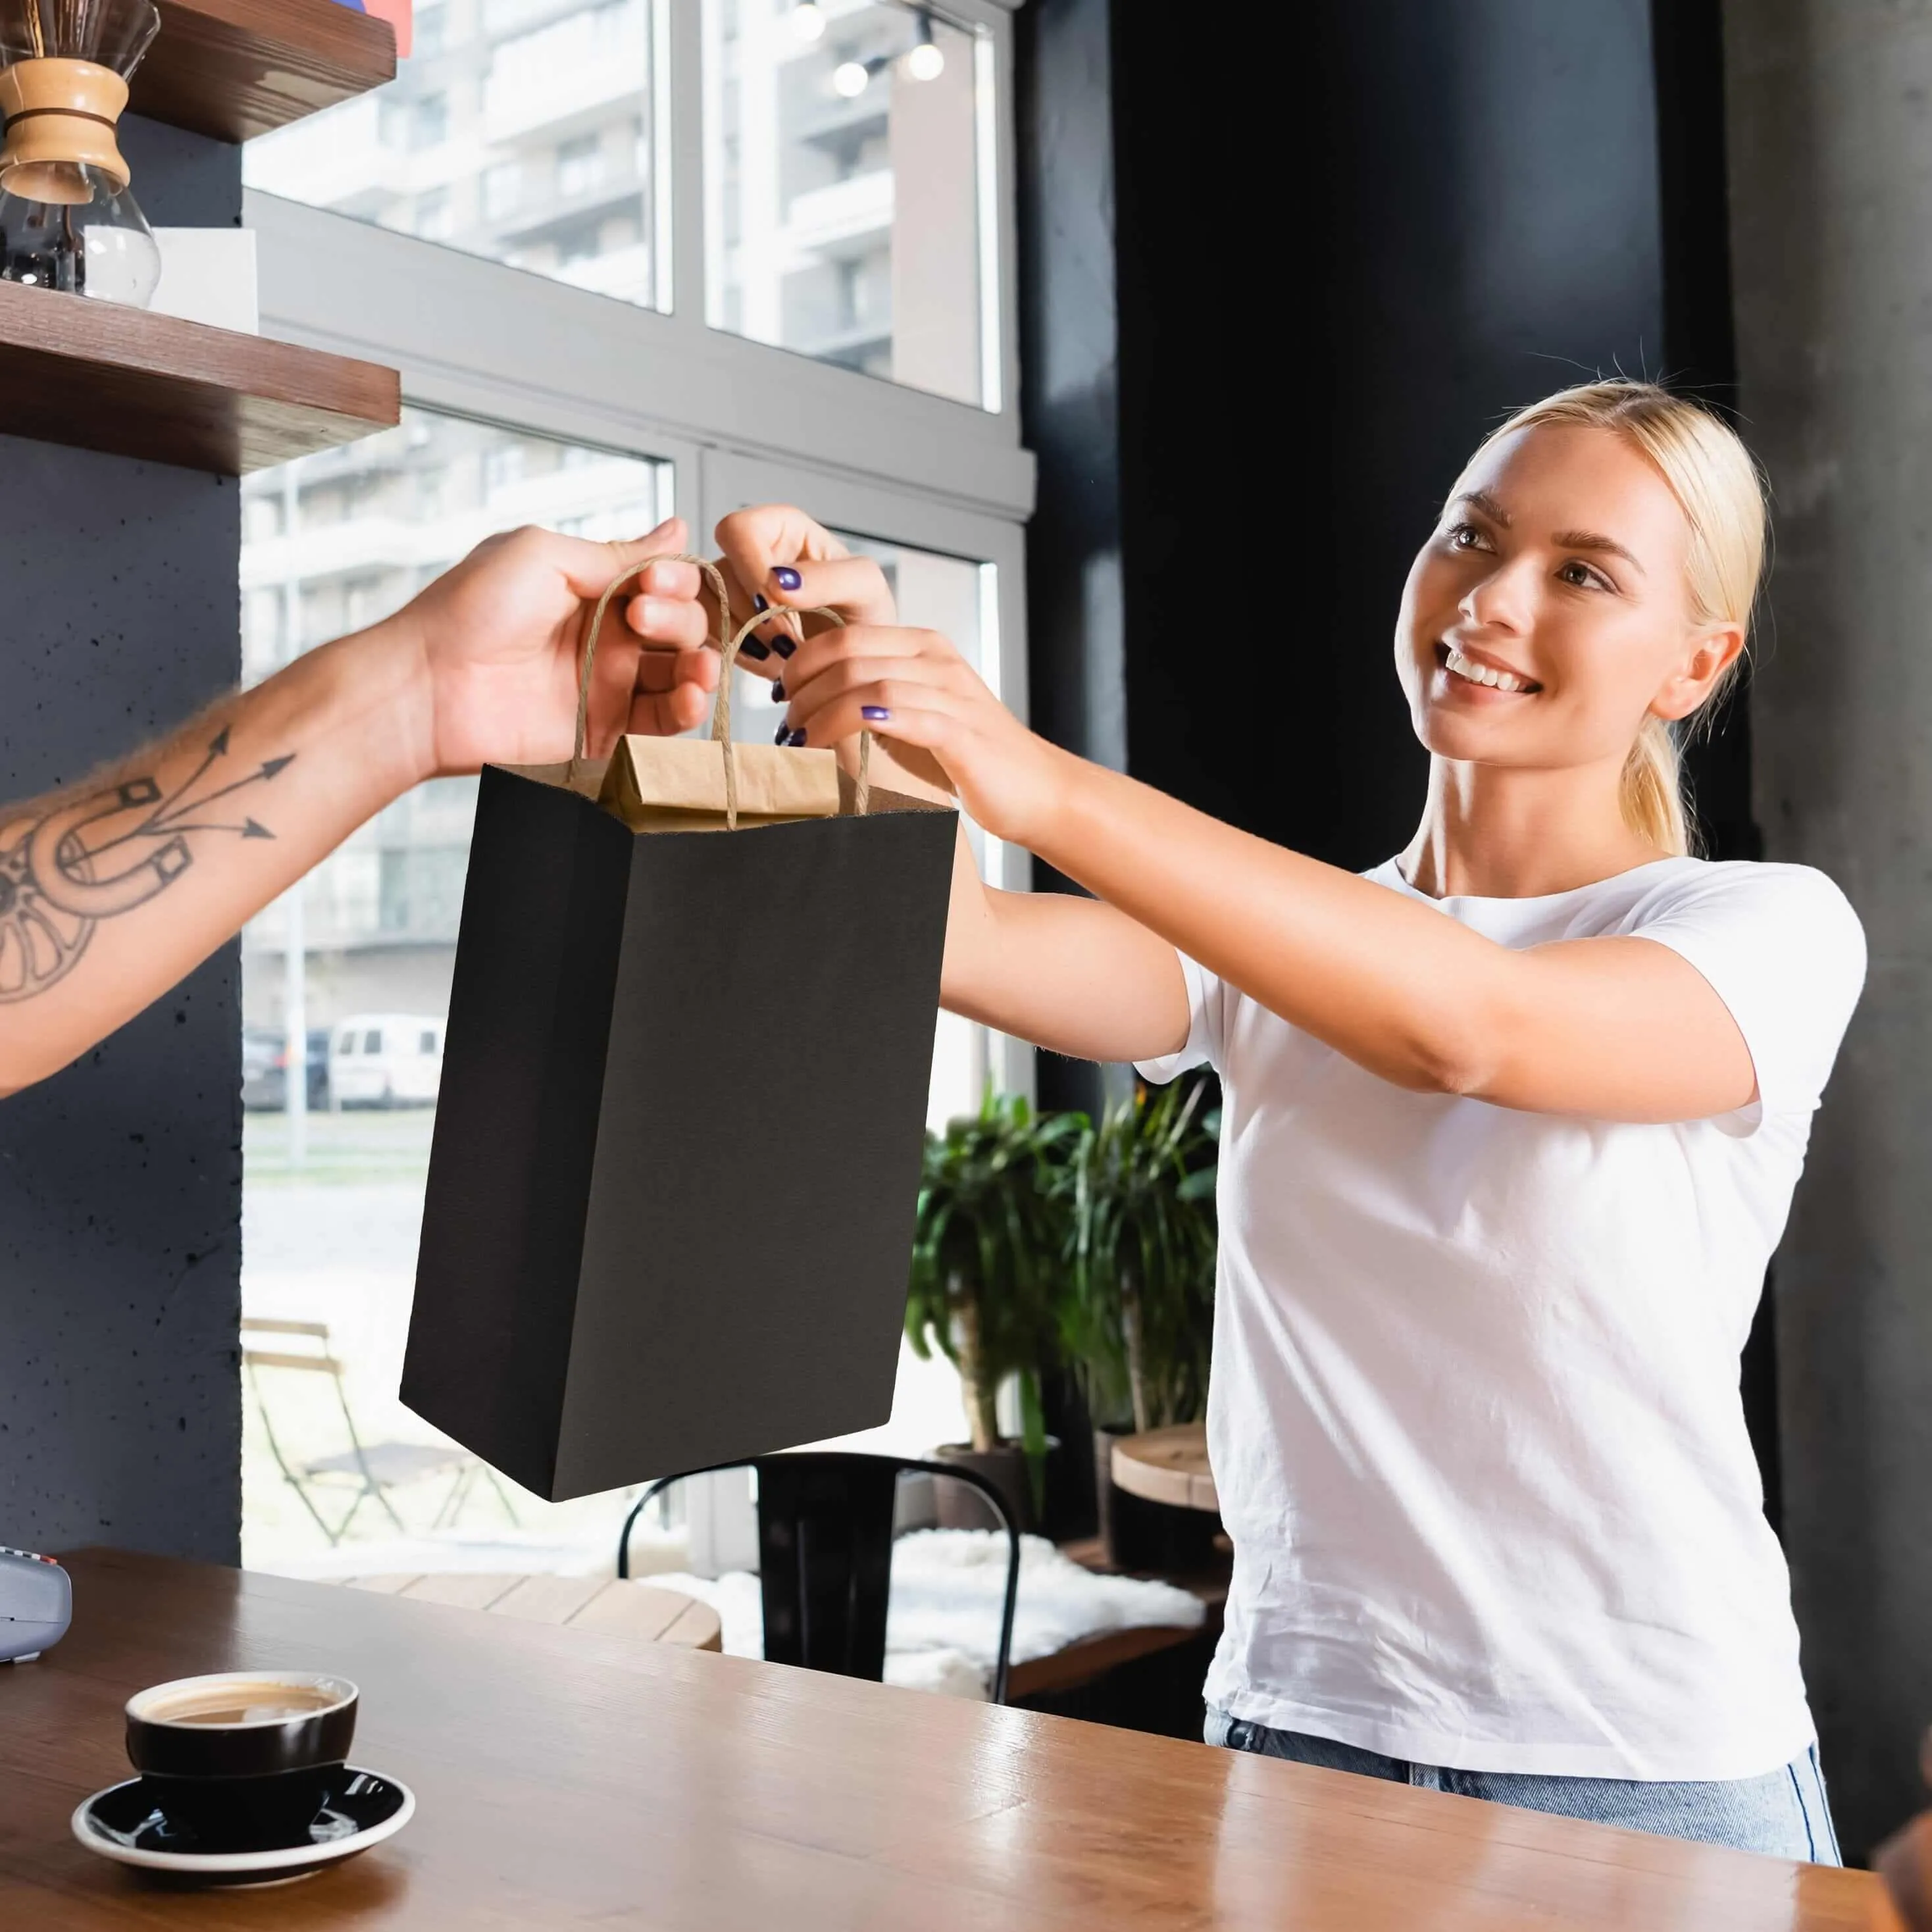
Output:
[1450, 490, 1510, 525]
[1551, 529, 1646, 576]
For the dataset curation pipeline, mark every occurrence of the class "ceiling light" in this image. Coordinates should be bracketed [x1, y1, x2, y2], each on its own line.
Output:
[832, 59, 869, 98]
[792, 2, 825, 42]
[905, 39, 944, 81]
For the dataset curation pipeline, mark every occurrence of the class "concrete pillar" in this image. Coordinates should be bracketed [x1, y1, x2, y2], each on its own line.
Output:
[0, 115, 243, 1563]
[1724, 0, 1932, 1853]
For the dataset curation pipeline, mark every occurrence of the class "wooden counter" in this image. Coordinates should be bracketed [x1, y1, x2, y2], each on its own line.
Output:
[0, 1548, 1885, 1931]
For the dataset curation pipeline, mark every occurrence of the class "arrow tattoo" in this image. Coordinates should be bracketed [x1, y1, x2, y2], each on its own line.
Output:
[0, 726, 297, 1001]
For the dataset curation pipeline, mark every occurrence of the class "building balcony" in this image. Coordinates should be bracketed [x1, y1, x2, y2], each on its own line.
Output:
[483, 11, 650, 145]
[781, 168, 892, 261]
[488, 176, 646, 248]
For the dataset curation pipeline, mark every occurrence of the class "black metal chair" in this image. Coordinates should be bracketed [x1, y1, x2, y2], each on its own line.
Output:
[617, 1453, 1023, 1705]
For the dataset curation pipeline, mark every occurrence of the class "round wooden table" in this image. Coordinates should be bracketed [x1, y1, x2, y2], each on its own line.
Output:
[1111, 1422, 1218, 1513]
[341, 1571, 723, 1650]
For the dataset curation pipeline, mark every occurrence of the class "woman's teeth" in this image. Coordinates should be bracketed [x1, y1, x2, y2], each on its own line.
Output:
[1444, 645, 1532, 693]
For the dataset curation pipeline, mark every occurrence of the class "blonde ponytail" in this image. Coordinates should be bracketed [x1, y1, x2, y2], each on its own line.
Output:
[1622, 717, 1688, 856]
[1452, 380, 1767, 858]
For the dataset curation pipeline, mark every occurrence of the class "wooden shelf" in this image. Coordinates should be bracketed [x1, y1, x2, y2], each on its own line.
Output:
[0, 282, 399, 474]
[131, 0, 397, 145]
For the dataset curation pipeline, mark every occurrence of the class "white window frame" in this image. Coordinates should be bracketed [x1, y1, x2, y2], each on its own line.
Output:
[246, 0, 1032, 523]
[244, 0, 1034, 1098]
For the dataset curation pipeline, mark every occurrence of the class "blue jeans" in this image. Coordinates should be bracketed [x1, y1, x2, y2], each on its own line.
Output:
[1204, 1708, 1842, 1865]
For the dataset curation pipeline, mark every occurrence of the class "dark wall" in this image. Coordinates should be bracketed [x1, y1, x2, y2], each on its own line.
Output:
[1111, 1, 1674, 865]
[0, 116, 244, 1562]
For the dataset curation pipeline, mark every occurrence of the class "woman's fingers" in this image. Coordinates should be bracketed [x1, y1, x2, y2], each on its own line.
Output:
[781, 653, 960, 738]
[756, 553, 898, 629]
[713, 505, 848, 617]
[788, 691, 973, 805]
[793, 691, 961, 761]
[780, 622, 951, 691]
[713, 505, 888, 654]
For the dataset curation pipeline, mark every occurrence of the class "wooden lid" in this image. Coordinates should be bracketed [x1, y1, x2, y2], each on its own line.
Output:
[0, 59, 133, 199]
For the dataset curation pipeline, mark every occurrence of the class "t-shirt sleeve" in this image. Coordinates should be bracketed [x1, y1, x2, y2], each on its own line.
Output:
[1631, 862, 1866, 1131]
[1135, 952, 1225, 1082]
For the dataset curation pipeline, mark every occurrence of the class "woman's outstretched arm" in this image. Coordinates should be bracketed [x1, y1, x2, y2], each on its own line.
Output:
[745, 538, 1762, 1124]
[1002, 755, 1755, 1117]
[0, 521, 715, 1096]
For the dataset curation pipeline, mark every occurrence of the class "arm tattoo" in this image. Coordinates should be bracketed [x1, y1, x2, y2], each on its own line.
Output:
[0, 724, 295, 1002]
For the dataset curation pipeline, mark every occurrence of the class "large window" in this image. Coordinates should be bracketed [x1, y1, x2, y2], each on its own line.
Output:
[703, 0, 994, 404]
[245, 0, 673, 310]
[239, 0, 1030, 1578]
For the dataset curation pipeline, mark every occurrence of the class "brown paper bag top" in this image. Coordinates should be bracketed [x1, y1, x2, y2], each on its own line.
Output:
[598, 734, 842, 832]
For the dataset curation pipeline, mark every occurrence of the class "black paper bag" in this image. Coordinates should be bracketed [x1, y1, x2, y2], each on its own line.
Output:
[400, 570, 956, 1501]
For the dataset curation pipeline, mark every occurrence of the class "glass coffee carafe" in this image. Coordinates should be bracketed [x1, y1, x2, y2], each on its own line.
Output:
[0, 0, 162, 304]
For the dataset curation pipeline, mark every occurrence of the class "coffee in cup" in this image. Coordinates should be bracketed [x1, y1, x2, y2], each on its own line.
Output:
[137, 1679, 347, 1727]
[125, 1671, 358, 1849]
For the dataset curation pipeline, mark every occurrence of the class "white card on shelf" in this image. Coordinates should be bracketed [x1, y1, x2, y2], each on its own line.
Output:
[148, 228, 259, 334]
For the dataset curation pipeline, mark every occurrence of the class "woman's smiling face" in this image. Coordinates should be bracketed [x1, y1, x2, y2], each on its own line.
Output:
[1395, 422, 1733, 775]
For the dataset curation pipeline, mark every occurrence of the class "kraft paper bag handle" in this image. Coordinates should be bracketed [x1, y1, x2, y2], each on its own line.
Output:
[571, 556, 873, 830]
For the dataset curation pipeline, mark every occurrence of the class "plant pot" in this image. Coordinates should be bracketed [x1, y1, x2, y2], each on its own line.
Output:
[1095, 1425, 1224, 1575]
[931, 1441, 1038, 1535]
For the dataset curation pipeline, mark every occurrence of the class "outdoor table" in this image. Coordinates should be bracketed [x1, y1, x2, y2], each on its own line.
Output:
[336, 1571, 723, 1651]
[1113, 1420, 1221, 1512]
[0, 1547, 1884, 1931]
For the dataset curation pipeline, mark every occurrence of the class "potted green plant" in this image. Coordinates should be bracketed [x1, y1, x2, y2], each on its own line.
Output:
[1065, 1079, 1219, 1565]
[905, 1090, 1082, 1531]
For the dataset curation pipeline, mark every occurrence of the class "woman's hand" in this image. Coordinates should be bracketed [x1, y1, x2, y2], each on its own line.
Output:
[707, 505, 947, 800]
[710, 503, 876, 641]
[712, 504, 1064, 838]
[774, 615, 1065, 845]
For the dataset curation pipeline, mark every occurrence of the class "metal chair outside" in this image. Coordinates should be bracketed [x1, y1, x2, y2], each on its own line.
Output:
[242, 1316, 519, 1546]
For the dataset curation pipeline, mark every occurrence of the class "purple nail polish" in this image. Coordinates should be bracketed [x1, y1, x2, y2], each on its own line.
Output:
[861, 705, 890, 723]
[774, 567, 802, 592]
[773, 634, 796, 660]
[739, 636, 771, 662]
[786, 728, 809, 748]
[771, 678, 785, 701]
[774, 723, 790, 745]
[753, 592, 769, 611]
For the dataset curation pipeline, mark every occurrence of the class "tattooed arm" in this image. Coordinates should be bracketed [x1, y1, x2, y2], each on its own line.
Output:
[0, 519, 715, 1096]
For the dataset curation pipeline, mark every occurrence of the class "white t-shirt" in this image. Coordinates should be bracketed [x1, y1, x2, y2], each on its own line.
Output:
[1137, 855, 1866, 1780]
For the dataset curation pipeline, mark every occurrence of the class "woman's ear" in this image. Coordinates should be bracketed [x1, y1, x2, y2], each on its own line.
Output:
[1650, 622, 1746, 723]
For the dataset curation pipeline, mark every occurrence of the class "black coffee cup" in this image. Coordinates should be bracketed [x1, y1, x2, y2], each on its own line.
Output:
[124, 1671, 359, 1850]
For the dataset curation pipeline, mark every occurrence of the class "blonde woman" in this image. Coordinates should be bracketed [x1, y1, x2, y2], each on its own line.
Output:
[717, 382, 1865, 1861]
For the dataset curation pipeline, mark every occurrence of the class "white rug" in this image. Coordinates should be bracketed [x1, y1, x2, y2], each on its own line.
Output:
[644, 1529, 1204, 1702]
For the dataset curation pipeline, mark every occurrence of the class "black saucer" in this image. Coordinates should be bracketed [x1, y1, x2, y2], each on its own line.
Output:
[73, 1767, 413, 1886]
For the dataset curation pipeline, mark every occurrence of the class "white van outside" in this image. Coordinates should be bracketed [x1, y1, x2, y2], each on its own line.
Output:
[329, 1013, 445, 1109]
